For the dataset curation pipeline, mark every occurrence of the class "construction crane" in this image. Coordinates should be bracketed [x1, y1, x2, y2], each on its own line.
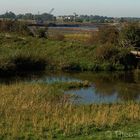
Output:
[49, 8, 54, 15]
[73, 12, 78, 22]
[35, 8, 55, 25]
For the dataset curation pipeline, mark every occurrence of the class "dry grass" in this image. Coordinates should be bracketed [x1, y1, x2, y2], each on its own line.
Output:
[0, 83, 140, 139]
[65, 34, 91, 42]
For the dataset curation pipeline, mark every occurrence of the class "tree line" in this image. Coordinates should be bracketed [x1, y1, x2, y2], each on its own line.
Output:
[0, 11, 55, 21]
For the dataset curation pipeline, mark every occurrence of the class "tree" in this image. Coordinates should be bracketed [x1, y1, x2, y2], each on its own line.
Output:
[2, 11, 16, 19]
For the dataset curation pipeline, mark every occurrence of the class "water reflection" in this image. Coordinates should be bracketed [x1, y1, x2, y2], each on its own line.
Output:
[64, 71, 140, 103]
[66, 87, 118, 104]
[0, 71, 140, 103]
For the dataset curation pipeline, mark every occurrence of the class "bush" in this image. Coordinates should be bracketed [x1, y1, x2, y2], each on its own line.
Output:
[117, 48, 137, 69]
[86, 26, 119, 45]
[119, 23, 140, 47]
[94, 44, 137, 70]
[0, 20, 31, 35]
[97, 26, 119, 45]
[94, 44, 119, 61]
[100, 62, 114, 71]
[37, 28, 47, 38]
[13, 55, 47, 71]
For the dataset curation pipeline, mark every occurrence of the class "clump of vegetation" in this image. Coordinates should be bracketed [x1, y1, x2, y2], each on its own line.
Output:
[86, 26, 119, 45]
[0, 20, 31, 35]
[12, 53, 47, 71]
[94, 44, 118, 60]
[37, 28, 47, 38]
[0, 37, 49, 74]
[94, 44, 137, 70]
[98, 25, 119, 45]
[119, 23, 140, 47]
[54, 80, 91, 89]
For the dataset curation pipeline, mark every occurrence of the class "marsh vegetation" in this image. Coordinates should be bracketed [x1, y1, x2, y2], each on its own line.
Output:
[0, 82, 140, 139]
[0, 20, 140, 139]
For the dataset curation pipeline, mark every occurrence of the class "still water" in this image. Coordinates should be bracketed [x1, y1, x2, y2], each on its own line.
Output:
[1, 71, 140, 104]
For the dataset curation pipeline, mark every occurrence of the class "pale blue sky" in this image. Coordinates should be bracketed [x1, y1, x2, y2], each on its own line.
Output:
[0, 0, 140, 17]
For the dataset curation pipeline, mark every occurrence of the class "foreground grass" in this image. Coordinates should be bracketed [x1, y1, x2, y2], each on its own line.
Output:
[0, 82, 140, 139]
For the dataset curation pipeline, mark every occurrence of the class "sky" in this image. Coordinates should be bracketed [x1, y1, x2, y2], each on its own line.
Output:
[0, 0, 140, 17]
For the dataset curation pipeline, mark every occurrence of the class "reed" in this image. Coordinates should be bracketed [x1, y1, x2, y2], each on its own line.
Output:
[0, 83, 140, 139]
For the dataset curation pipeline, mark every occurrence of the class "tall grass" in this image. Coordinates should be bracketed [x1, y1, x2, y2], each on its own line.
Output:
[0, 83, 140, 139]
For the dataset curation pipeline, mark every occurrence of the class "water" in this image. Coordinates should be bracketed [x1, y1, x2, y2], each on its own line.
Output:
[1, 71, 140, 104]
[48, 26, 98, 34]
[66, 87, 119, 104]
[49, 26, 98, 31]
[64, 71, 140, 104]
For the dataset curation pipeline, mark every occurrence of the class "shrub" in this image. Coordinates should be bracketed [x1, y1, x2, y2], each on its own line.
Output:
[37, 28, 47, 38]
[97, 25, 119, 45]
[119, 23, 140, 47]
[94, 44, 137, 70]
[100, 62, 114, 71]
[117, 48, 137, 69]
[0, 20, 31, 35]
[12, 50, 47, 71]
[86, 26, 119, 45]
[94, 44, 119, 61]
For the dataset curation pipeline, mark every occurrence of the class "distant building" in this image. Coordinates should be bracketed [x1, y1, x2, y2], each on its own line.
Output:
[56, 15, 75, 22]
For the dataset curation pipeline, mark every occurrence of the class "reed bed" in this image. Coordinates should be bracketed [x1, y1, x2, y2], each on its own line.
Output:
[0, 83, 140, 139]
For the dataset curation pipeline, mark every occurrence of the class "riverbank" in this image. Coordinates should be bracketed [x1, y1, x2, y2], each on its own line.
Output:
[0, 33, 137, 75]
[0, 82, 140, 140]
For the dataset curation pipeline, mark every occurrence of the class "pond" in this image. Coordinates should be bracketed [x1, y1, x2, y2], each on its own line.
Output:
[63, 71, 140, 104]
[1, 71, 140, 104]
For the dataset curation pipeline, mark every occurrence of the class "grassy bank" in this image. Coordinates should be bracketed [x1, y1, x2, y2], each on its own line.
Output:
[0, 82, 140, 139]
[0, 33, 137, 74]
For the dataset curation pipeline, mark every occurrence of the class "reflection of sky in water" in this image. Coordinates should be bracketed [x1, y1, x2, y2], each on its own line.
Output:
[65, 87, 119, 104]
[31, 76, 81, 84]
